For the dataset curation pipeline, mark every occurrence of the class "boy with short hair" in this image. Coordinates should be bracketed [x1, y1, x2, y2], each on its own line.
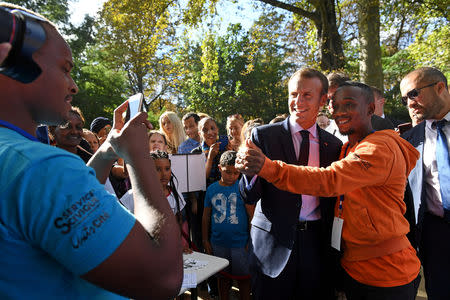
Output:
[202, 150, 251, 300]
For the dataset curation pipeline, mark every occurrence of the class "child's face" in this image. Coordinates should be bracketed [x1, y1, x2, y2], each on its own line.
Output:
[154, 158, 171, 188]
[149, 133, 167, 152]
[219, 164, 240, 186]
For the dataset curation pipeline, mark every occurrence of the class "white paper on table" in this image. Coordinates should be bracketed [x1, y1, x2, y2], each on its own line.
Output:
[183, 258, 208, 271]
[181, 272, 197, 289]
[170, 153, 206, 192]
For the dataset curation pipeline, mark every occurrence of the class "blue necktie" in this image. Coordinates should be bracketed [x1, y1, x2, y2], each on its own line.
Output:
[435, 120, 450, 221]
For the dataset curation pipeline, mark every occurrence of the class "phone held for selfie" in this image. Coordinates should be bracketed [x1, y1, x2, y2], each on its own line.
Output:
[125, 93, 145, 122]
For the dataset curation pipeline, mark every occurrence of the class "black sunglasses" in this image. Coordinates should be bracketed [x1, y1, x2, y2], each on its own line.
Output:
[401, 82, 438, 105]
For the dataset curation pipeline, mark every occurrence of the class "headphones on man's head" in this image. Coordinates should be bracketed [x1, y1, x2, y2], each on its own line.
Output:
[0, 6, 46, 83]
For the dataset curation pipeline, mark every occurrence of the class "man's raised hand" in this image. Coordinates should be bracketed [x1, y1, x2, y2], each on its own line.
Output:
[235, 139, 266, 176]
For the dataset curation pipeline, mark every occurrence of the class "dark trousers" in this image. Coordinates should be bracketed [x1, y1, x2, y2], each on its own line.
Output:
[183, 191, 204, 251]
[250, 220, 333, 300]
[420, 213, 450, 300]
[343, 271, 420, 300]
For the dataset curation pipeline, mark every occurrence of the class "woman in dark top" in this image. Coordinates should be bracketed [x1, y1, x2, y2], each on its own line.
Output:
[50, 106, 92, 163]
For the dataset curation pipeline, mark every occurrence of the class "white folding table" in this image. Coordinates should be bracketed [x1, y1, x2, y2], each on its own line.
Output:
[179, 251, 229, 299]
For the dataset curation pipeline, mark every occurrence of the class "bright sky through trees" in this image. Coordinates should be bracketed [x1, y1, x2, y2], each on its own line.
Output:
[69, 0, 106, 25]
[69, 0, 260, 33]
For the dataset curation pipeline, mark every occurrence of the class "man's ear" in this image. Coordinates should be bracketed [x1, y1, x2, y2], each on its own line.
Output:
[368, 101, 375, 116]
[435, 81, 447, 95]
[319, 94, 328, 107]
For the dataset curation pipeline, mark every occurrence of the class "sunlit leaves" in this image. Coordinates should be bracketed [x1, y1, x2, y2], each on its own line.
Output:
[97, 0, 176, 93]
[200, 32, 220, 85]
[408, 24, 450, 78]
[176, 22, 295, 125]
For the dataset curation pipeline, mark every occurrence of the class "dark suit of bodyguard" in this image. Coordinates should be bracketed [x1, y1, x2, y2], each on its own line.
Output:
[240, 69, 342, 300]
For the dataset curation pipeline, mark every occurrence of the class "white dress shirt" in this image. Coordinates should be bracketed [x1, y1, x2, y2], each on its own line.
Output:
[289, 117, 321, 221]
[423, 111, 450, 217]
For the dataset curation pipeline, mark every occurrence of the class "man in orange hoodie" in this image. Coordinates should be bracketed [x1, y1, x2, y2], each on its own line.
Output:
[236, 81, 421, 299]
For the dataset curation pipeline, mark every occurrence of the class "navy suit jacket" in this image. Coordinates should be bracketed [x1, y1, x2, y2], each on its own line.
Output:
[401, 122, 427, 249]
[239, 117, 342, 277]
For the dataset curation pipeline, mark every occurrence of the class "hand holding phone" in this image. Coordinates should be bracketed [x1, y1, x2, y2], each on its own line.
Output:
[125, 93, 144, 122]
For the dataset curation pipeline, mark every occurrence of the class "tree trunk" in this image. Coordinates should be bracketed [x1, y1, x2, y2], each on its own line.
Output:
[258, 0, 345, 71]
[315, 0, 345, 71]
[357, 0, 383, 91]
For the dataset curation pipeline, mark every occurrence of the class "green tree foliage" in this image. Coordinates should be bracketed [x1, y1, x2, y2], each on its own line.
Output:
[378, 0, 449, 121]
[66, 15, 131, 125]
[7, 0, 70, 25]
[6, 1, 130, 124]
[71, 45, 131, 125]
[408, 24, 450, 78]
[255, 0, 345, 71]
[176, 21, 295, 127]
[20, 0, 446, 126]
[97, 0, 176, 94]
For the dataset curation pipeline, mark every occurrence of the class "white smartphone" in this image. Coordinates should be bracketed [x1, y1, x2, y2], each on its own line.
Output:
[125, 93, 144, 122]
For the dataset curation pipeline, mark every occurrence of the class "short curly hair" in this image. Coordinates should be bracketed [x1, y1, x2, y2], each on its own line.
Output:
[219, 150, 237, 167]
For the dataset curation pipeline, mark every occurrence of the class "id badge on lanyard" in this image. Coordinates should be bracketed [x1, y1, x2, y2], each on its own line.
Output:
[331, 192, 344, 250]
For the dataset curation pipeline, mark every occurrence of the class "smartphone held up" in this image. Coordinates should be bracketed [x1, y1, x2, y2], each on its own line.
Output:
[124, 93, 153, 123]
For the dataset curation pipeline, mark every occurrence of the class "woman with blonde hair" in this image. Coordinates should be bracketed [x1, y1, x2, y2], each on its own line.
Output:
[226, 113, 244, 151]
[159, 111, 186, 154]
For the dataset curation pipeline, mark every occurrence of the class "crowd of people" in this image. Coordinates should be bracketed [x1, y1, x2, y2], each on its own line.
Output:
[0, 2, 449, 300]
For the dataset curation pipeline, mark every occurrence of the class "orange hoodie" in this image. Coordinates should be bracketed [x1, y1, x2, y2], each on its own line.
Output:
[258, 130, 420, 287]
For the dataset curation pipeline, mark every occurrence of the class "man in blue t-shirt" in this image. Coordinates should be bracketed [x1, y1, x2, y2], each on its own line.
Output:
[0, 4, 182, 299]
[202, 150, 251, 300]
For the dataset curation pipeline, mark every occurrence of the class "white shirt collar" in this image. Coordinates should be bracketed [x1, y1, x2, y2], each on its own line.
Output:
[425, 111, 450, 130]
[288, 117, 318, 139]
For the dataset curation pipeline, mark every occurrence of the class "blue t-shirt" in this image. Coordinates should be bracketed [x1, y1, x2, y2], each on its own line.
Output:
[0, 128, 135, 299]
[204, 181, 248, 248]
[178, 138, 200, 154]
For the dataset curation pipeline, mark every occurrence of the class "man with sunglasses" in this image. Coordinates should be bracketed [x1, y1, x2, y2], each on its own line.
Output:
[0, 4, 182, 299]
[400, 67, 450, 299]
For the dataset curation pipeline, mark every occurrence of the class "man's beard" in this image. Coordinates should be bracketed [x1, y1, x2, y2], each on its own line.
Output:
[339, 128, 354, 136]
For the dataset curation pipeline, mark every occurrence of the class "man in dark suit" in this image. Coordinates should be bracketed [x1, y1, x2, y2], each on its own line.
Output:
[401, 67, 450, 299]
[240, 68, 342, 299]
[371, 113, 395, 130]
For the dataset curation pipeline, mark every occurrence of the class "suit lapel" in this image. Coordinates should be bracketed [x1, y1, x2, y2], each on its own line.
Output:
[405, 122, 426, 148]
[405, 122, 426, 223]
[317, 125, 330, 168]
